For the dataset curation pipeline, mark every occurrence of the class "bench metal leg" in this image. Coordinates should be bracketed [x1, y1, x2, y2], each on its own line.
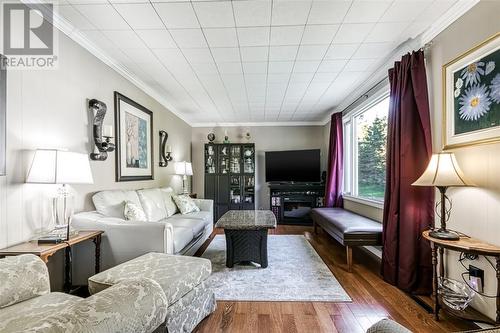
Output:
[346, 246, 353, 272]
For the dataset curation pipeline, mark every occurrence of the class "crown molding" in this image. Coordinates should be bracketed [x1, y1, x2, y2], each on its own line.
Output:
[22, 0, 193, 126]
[191, 121, 326, 128]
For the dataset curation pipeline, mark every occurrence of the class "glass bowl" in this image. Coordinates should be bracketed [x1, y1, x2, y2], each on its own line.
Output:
[438, 277, 475, 311]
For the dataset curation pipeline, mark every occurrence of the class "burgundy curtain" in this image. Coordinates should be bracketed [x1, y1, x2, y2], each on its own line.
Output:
[325, 112, 343, 208]
[382, 50, 434, 294]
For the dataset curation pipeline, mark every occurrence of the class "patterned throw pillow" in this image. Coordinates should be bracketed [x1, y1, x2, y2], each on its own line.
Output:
[172, 195, 200, 215]
[123, 201, 147, 221]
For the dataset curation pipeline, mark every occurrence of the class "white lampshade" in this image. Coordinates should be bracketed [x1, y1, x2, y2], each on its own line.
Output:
[26, 149, 94, 184]
[412, 152, 472, 187]
[175, 161, 193, 176]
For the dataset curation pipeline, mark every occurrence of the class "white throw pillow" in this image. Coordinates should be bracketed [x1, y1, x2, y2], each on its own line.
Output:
[172, 195, 200, 215]
[123, 201, 147, 221]
[160, 187, 179, 217]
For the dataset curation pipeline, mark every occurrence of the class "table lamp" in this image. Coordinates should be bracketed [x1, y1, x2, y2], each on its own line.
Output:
[26, 149, 94, 240]
[175, 161, 193, 195]
[412, 152, 473, 241]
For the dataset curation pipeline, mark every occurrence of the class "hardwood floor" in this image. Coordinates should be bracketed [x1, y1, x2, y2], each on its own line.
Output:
[194, 225, 479, 333]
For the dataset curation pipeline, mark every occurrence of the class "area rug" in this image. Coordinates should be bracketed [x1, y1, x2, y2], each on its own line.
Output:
[201, 235, 351, 302]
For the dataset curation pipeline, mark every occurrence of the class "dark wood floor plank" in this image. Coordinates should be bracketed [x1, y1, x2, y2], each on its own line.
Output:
[194, 225, 479, 333]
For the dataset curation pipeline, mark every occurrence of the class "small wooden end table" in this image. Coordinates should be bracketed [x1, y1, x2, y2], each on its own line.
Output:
[423, 230, 500, 325]
[0, 230, 103, 293]
[216, 210, 276, 268]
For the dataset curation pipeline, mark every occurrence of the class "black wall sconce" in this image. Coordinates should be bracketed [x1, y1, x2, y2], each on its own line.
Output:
[159, 130, 172, 167]
[89, 99, 115, 161]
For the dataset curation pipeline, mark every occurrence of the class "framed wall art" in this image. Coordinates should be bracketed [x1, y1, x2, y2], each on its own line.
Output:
[114, 92, 153, 181]
[0, 55, 6, 176]
[443, 33, 500, 150]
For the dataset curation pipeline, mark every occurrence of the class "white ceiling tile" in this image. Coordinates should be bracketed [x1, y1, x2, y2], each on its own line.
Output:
[136, 30, 176, 48]
[343, 1, 392, 23]
[307, 1, 351, 24]
[245, 74, 267, 85]
[59, 5, 95, 30]
[293, 61, 320, 73]
[122, 48, 159, 64]
[182, 48, 213, 63]
[268, 73, 290, 84]
[352, 42, 392, 59]
[296, 45, 328, 60]
[271, 1, 311, 26]
[301, 24, 339, 45]
[153, 48, 185, 66]
[233, 0, 272, 26]
[243, 62, 268, 74]
[212, 48, 241, 62]
[102, 30, 147, 48]
[270, 26, 303, 46]
[193, 2, 235, 28]
[317, 60, 348, 73]
[365, 22, 408, 43]
[74, 4, 129, 30]
[268, 61, 294, 74]
[269, 46, 299, 61]
[81, 30, 116, 50]
[217, 62, 243, 74]
[416, 0, 455, 22]
[311, 72, 338, 84]
[114, 4, 164, 29]
[204, 28, 238, 47]
[333, 23, 374, 43]
[344, 58, 376, 71]
[66, 0, 107, 5]
[153, 3, 199, 29]
[380, 1, 430, 23]
[325, 43, 359, 60]
[109, 0, 149, 3]
[290, 72, 314, 83]
[241, 47, 268, 62]
[237, 27, 270, 47]
[170, 29, 207, 48]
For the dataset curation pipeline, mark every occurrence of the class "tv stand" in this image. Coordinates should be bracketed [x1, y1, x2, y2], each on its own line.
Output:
[269, 183, 325, 226]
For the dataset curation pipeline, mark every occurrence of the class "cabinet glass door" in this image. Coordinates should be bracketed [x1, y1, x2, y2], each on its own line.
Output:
[205, 145, 216, 174]
[218, 145, 229, 174]
[243, 146, 254, 173]
[230, 145, 241, 174]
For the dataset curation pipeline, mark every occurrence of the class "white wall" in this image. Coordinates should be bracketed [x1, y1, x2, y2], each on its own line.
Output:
[0, 29, 192, 250]
[427, 0, 500, 320]
[191, 126, 325, 209]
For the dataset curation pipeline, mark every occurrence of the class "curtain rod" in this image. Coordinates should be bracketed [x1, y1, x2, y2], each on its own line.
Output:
[341, 77, 389, 115]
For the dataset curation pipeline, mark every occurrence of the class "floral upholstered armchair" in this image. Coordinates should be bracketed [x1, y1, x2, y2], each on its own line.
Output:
[0, 254, 168, 333]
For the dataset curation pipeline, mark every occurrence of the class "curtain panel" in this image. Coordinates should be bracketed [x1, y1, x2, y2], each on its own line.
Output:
[325, 112, 344, 208]
[382, 50, 434, 294]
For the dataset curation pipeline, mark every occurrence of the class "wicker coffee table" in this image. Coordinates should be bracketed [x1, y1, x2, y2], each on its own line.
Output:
[216, 210, 277, 268]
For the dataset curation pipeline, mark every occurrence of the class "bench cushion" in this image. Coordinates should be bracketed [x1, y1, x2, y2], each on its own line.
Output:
[88, 252, 212, 306]
[312, 208, 382, 246]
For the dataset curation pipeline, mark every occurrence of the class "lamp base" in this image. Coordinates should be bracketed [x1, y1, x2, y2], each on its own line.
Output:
[429, 229, 460, 241]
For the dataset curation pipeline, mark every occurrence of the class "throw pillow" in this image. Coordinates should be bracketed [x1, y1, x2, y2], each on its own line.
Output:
[160, 187, 179, 217]
[172, 195, 200, 215]
[123, 201, 147, 221]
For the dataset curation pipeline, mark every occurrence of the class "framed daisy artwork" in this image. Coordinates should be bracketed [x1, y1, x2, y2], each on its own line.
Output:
[443, 33, 500, 150]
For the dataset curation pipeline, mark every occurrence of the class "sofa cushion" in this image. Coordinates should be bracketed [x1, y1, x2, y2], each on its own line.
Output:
[137, 188, 168, 222]
[0, 254, 50, 308]
[160, 187, 178, 217]
[168, 211, 212, 226]
[0, 292, 79, 332]
[88, 252, 212, 306]
[172, 195, 200, 214]
[167, 218, 206, 238]
[93, 190, 142, 218]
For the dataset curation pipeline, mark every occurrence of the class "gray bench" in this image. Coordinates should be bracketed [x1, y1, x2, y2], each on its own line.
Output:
[311, 208, 382, 272]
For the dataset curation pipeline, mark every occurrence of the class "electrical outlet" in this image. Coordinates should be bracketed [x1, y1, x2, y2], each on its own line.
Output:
[469, 265, 484, 293]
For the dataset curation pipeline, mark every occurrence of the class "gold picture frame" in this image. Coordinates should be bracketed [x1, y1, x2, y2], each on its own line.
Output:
[442, 32, 500, 150]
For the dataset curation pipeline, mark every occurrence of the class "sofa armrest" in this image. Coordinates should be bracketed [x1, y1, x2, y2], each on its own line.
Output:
[32, 278, 168, 333]
[193, 199, 213, 213]
[0, 254, 50, 308]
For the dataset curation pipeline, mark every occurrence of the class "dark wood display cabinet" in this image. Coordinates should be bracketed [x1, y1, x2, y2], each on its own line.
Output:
[204, 143, 255, 221]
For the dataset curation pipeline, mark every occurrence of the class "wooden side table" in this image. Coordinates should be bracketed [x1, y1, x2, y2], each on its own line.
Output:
[423, 230, 500, 325]
[0, 230, 103, 293]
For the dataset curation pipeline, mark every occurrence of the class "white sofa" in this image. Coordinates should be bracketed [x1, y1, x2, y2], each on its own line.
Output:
[71, 187, 213, 284]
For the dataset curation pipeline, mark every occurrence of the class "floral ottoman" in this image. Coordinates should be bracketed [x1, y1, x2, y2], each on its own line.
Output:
[88, 252, 216, 333]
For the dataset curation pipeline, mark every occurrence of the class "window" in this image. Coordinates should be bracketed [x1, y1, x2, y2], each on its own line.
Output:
[343, 94, 389, 204]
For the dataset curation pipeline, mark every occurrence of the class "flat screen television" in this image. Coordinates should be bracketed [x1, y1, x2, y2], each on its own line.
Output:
[265, 149, 320, 183]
